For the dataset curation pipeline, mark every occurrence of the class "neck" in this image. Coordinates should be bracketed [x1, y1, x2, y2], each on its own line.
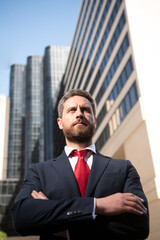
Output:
[66, 139, 92, 150]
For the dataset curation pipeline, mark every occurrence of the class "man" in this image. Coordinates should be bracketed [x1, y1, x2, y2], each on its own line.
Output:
[11, 89, 149, 240]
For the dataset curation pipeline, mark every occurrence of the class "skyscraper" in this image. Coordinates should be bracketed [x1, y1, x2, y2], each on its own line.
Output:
[54, 0, 160, 238]
[7, 65, 26, 179]
[7, 46, 70, 179]
[25, 56, 44, 170]
[44, 46, 70, 160]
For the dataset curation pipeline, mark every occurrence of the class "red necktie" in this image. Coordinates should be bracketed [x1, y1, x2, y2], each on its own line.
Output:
[70, 149, 90, 197]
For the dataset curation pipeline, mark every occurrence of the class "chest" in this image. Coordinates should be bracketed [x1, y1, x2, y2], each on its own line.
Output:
[38, 162, 126, 199]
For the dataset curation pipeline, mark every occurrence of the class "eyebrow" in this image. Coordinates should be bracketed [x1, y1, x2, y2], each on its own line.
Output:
[67, 106, 76, 111]
[66, 105, 92, 112]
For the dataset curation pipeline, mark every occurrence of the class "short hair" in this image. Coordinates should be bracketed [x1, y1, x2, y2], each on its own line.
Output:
[58, 89, 96, 118]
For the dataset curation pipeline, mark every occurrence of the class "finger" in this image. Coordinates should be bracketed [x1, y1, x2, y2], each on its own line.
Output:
[38, 191, 48, 200]
[31, 190, 49, 200]
[125, 205, 145, 215]
[125, 193, 144, 202]
[135, 198, 147, 211]
[126, 194, 147, 212]
[31, 190, 39, 199]
[125, 199, 147, 215]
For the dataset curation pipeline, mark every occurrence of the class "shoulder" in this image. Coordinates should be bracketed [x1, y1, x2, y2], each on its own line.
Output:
[96, 151, 128, 163]
[96, 151, 133, 169]
[96, 152, 139, 177]
[29, 151, 66, 170]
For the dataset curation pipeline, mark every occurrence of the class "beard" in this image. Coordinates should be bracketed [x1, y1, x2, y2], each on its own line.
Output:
[62, 120, 96, 144]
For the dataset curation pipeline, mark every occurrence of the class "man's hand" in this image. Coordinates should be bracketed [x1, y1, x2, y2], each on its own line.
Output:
[31, 190, 49, 200]
[96, 193, 147, 216]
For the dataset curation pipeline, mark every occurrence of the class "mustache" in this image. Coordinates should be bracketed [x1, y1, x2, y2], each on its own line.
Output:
[73, 119, 88, 126]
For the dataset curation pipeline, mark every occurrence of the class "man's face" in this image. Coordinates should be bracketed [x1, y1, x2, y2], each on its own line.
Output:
[57, 96, 96, 144]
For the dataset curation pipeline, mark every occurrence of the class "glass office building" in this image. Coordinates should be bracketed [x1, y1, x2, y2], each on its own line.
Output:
[44, 46, 70, 160]
[54, 1, 160, 238]
[6, 46, 70, 178]
[25, 56, 44, 170]
[7, 65, 26, 179]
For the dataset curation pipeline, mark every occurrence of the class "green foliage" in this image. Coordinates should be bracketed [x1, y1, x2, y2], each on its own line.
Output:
[0, 231, 7, 240]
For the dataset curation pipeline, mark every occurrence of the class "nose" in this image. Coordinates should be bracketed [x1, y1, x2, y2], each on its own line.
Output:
[76, 107, 84, 118]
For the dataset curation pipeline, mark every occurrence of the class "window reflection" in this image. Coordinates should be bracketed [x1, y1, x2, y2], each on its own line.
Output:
[96, 56, 133, 129]
[96, 82, 138, 151]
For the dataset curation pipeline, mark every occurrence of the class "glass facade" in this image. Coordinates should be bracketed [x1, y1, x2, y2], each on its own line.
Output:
[7, 65, 26, 179]
[44, 46, 70, 160]
[90, 11, 126, 96]
[74, 0, 106, 89]
[84, 0, 123, 91]
[95, 32, 130, 104]
[64, 0, 91, 86]
[67, 0, 113, 90]
[53, 80, 66, 158]
[95, 82, 139, 151]
[68, 0, 97, 87]
[96, 56, 133, 128]
[7, 46, 70, 177]
[25, 56, 44, 169]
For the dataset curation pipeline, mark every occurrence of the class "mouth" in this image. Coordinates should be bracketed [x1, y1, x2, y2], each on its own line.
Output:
[74, 121, 87, 126]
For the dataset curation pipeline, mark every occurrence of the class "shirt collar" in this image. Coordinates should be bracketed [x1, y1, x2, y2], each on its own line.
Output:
[65, 144, 96, 157]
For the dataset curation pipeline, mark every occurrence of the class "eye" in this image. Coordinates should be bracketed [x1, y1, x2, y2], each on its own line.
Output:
[68, 108, 76, 113]
[83, 107, 92, 113]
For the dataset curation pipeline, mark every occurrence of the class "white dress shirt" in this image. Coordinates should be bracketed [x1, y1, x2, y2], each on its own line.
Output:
[64, 144, 96, 171]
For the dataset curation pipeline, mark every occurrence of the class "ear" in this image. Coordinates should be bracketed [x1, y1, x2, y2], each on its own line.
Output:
[57, 118, 63, 129]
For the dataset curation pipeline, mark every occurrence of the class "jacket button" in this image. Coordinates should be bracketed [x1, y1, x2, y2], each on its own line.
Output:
[77, 210, 83, 214]
[67, 211, 72, 216]
[66, 210, 83, 216]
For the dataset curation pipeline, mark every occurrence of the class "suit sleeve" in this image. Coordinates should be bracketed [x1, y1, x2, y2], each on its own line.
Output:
[10, 164, 94, 236]
[98, 160, 149, 239]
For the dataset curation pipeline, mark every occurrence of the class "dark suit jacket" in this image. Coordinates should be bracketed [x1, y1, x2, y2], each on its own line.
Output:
[11, 151, 149, 239]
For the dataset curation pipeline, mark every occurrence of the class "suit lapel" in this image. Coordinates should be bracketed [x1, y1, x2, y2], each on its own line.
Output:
[85, 153, 110, 197]
[52, 151, 81, 197]
[52, 151, 111, 198]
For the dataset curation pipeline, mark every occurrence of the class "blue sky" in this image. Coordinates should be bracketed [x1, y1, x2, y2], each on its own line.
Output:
[0, 0, 81, 96]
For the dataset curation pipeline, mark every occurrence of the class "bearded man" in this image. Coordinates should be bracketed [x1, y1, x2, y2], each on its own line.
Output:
[11, 89, 149, 240]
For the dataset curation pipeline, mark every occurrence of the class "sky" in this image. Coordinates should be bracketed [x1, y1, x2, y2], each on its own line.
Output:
[0, 0, 81, 97]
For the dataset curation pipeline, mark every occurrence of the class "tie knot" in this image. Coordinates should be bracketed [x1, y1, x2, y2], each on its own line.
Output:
[70, 149, 90, 158]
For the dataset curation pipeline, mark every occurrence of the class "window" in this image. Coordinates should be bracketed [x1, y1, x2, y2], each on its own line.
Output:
[130, 83, 138, 106]
[96, 33, 129, 104]
[96, 82, 138, 151]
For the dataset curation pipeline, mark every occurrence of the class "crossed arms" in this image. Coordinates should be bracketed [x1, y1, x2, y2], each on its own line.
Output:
[32, 190, 147, 217]
[31, 190, 148, 238]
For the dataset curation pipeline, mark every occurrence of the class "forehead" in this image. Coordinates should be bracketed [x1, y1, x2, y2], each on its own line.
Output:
[64, 96, 92, 109]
